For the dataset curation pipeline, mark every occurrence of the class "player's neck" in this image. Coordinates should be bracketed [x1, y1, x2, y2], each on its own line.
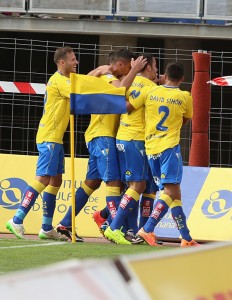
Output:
[57, 69, 70, 78]
[164, 80, 180, 87]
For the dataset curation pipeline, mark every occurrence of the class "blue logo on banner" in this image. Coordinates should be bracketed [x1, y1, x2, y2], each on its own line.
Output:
[201, 190, 232, 219]
[0, 178, 27, 210]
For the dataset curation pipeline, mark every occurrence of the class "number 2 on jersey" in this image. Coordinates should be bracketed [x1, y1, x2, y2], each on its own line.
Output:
[156, 106, 169, 131]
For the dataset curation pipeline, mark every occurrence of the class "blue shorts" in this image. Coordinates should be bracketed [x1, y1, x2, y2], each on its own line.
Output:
[147, 144, 183, 186]
[86, 137, 120, 182]
[144, 167, 160, 193]
[36, 142, 65, 176]
[116, 139, 149, 182]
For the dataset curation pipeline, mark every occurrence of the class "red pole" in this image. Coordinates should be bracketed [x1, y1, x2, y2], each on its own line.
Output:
[189, 51, 211, 167]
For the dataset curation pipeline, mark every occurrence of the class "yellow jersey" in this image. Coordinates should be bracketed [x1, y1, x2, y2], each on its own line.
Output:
[117, 75, 156, 141]
[137, 85, 193, 154]
[36, 71, 70, 144]
[85, 74, 120, 143]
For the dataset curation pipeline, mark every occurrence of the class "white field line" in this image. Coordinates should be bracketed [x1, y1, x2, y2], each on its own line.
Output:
[0, 242, 67, 249]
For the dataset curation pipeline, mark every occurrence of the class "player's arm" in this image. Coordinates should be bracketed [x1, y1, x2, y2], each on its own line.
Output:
[126, 86, 148, 113]
[87, 65, 111, 76]
[58, 77, 71, 99]
[126, 100, 135, 113]
[112, 56, 147, 90]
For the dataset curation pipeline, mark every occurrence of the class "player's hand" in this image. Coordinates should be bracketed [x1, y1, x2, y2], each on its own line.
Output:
[155, 74, 165, 85]
[131, 56, 147, 72]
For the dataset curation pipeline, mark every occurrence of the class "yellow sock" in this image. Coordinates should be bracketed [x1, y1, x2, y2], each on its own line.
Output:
[81, 182, 94, 196]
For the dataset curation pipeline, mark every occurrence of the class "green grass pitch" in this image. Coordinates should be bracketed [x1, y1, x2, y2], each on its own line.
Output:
[0, 237, 175, 273]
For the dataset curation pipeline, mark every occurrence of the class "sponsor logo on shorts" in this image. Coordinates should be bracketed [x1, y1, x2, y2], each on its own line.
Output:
[101, 149, 109, 156]
[116, 143, 125, 152]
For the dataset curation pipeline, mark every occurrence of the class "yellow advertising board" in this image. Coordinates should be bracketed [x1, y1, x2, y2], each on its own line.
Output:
[1, 154, 232, 241]
[0, 154, 106, 237]
[126, 242, 232, 300]
[187, 168, 232, 241]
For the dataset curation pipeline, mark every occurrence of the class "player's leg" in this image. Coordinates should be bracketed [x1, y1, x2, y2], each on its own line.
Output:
[139, 167, 159, 229]
[92, 205, 109, 229]
[57, 140, 102, 241]
[161, 145, 198, 246]
[6, 142, 52, 239]
[96, 137, 122, 222]
[105, 140, 147, 244]
[137, 152, 172, 246]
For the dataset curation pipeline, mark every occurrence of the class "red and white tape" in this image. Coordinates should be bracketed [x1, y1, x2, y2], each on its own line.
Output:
[207, 76, 232, 86]
[0, 81, 46, 94]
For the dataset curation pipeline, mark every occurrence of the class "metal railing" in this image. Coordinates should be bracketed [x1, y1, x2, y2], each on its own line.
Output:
[115, 0, 201, 19]
[28, 0, 112, 16]
[0, 0, 232, 22]
[0, 0, 26, 13]
[204, 0, 232, 20]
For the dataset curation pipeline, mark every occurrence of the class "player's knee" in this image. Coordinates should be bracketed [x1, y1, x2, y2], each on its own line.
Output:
[129, 181, 146, 195]
[84, 179, 101, 190]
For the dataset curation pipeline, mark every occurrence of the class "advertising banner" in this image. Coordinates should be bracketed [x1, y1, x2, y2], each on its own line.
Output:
[0, 154, 106, 237]
[1, 154, 232, 241]
[155, 166, 232, 241]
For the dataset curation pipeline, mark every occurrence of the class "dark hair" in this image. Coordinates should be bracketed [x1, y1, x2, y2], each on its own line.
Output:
[106, 51, 116, 64]
[165, 62, 184, 81]
[139, 53, 155, 72]
[54, 46, 74, 64]
[111, 49, 137, 63]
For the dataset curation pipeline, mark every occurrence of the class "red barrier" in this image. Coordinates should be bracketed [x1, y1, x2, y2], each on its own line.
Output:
[189, 51, 211, 167]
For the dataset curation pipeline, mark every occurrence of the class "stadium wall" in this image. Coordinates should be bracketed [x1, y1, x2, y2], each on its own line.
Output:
[1, 154, 232, 242]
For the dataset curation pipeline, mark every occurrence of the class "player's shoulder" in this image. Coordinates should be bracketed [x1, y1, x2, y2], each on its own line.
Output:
[179, 90, 192, 99]
[100, 73, 117, 83]
[47, 71, 70, 87]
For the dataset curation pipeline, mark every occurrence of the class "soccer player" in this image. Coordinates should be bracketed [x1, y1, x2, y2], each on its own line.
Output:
[56, 49, 147, 241]
[104, 54, 160, 244]
[6, 46, 78, 241]
[135, 62, 199, 247]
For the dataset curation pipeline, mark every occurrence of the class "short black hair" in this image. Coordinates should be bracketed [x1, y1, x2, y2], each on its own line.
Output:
[165, 62, 184, 81]
[54, 46, 74, 64]
[139, 53, 155, 72]
[111, 49, 137, 63]
[106, 51, 116, 64]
